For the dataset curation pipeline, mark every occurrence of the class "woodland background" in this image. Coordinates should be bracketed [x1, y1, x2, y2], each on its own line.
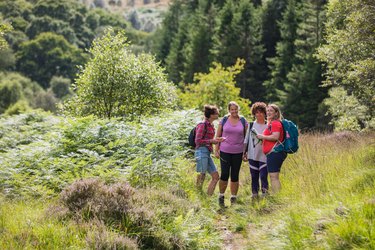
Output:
[0, 0, 374, 249]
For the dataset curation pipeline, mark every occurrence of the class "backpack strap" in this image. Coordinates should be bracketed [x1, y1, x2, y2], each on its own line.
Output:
[221, 115, 247, 136]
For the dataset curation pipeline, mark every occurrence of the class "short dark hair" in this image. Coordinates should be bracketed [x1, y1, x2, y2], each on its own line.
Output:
[204, 105, 219, 118]
[251, 102, 267, 117]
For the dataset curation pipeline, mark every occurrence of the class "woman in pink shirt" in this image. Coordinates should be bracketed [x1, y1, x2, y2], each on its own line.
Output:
[215, 101, 248, 207]
[256, 104, 286, 193]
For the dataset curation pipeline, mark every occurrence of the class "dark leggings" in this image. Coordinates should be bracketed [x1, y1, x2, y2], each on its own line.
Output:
[220, 151, 243, 182]
[248, 159, 268, 194]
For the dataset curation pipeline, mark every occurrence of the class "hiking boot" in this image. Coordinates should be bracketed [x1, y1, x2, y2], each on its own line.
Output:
[261, 189, 269, 198]
[230, 196, 237, 205]
[219, 196, 225, 207]
[251, 193, 259, 200]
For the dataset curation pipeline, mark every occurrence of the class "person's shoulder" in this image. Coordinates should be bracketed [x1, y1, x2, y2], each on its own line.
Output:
[271, 120, 283, 128]
[240, 115, 248, 125]
[219, 115, 228, 125]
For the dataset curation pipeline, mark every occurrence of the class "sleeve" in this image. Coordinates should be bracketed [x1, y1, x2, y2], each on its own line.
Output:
[271, 121, 282, 134]
[244, 124, 250, 143]
[195, 123, 211, 146]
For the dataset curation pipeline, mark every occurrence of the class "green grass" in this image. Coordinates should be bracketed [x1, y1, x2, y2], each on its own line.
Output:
[0, 198, 87, 249]
[0, 111, 374, 249]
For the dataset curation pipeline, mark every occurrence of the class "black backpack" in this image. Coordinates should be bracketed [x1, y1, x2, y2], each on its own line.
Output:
[188, 122, 207, 148]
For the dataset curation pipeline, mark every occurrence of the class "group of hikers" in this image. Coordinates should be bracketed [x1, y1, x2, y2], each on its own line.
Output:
[194, 101, 287, 207]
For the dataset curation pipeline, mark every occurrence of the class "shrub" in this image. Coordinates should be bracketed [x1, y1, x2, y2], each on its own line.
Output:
[178, 59, 251, 117]
[64, 29, 177, 120]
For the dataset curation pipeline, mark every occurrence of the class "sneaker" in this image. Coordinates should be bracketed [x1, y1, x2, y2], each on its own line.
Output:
[251, 193, 259, 200]
[261, 189, 269, 198]
[230, 196, 237, 205]
[219, 196, 225, 207]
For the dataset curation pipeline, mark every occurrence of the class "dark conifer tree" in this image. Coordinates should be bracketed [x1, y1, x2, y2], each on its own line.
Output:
[154, 0, 183, 64]
[281, 0, 327, 129]
[263, 0, 299, 103]
[234, 0, 265, 101]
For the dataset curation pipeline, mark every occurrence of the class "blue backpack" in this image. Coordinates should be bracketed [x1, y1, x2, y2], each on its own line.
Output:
[273, 119, 299, 154]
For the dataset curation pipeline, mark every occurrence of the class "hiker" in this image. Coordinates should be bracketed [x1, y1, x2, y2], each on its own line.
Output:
[195, 105, 225, 196]
[256, 104, 286, 193]
[215, 101, 248, 206]
[243, 102, 269, 199]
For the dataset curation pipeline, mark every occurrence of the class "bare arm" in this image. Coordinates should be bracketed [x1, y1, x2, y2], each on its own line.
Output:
[257, 132, 280, 142]
[215, 123, 223, 154]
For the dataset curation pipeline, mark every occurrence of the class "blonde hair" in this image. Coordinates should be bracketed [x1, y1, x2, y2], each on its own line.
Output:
[268, 104, 283, 120]
[227, 101, 240, 112]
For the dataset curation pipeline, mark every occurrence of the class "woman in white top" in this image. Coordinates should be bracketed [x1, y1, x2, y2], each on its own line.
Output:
[243, 102, 268, 199]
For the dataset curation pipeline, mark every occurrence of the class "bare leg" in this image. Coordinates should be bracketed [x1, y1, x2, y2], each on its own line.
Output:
[219, 180, 228, 194]
[207, 171, 219, 196]
[196, 173, 206, 190]
[230, 181, 239, 196]
[269, 172, 281, 193]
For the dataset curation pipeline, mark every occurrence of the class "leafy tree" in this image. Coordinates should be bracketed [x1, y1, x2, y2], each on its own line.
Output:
[0, 0, 32, 31]
[0, 22, 12, 50]
[16, 32, 86, 88]
[0, 48, 16, 70]
[50, 76, 72, 99]
[317, 0, 375, 122]
[0, 80, 23, 113]
[64, 30, 177, 120]
[179, 58, 251, 117]
[0, 72, 58, 113]
[323, 87, 372, 131]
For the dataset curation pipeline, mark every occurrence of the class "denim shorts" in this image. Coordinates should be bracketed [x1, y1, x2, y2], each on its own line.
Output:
[266, 151, 287, 173]
[195, 146, 217, 174]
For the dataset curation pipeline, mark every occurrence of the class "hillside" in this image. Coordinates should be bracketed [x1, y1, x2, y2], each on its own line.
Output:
[0, 110, 374, 249]
[80, 0, 172, 31]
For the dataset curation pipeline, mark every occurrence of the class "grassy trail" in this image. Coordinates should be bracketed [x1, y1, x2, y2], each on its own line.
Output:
[209, 132, 375, 249]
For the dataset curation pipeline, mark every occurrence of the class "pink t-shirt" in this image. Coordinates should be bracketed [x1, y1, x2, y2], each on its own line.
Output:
[219, 118, 247, 154]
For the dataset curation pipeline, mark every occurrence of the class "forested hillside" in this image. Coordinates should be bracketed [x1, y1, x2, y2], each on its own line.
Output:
[0, 1, 374, 248]
[1, 0, 373, 130]
[152, 0, 374, 131]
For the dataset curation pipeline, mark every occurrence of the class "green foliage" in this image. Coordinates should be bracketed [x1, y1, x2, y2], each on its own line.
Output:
[0, 79, 23, 113]
[0, 71, 60, 113]
[263, 0, 298, 103]
[317, 0, 375, 121]
[324, 87, 373, 131]
[0, 109, 222, 249]
[4, 99, 31, 115]
[179, 59, 251, 117]
[0, 109, 200, 197]
[0, 22, 12, 50]
[50, 76, 72, 99]
[65, 29, 177, 120]
[0, 47, 16, 70]
[16, 32, 87, 88]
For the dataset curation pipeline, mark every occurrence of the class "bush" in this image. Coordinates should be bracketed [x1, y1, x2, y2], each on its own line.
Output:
[179, 59, 251, 117]
[50, 76, 72, 99]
